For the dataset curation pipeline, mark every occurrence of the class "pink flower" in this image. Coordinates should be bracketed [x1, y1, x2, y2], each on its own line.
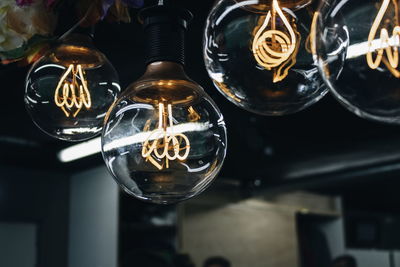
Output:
[15, 0, 57, 8]
[15, 0, 35, 7]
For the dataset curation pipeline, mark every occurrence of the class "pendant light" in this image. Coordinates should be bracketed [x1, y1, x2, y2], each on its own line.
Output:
[25, 29, 121, 141]
[204, 0, 327, 115]
[313, 0, 400, 124]
[101, 3, 227, 204]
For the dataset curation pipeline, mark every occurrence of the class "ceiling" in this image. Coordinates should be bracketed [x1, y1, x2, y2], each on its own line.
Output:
[1, 0, 400, 207]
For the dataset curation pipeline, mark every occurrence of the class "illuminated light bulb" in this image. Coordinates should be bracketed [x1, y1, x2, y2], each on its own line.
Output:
[313, 0, 400, 124]
[25, 32, 120, 141]
[204, 0, 327, 115]
[101, 5, 227, 204]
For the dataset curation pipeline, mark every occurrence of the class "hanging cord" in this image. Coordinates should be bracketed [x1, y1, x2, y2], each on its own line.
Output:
[57, 3, 96, 41]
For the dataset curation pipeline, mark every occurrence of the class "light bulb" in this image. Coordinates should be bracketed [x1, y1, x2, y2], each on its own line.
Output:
[101, 6, 227, 204]
[25, 33, 120, 141]
[313, 0, 400, 124]
[204, 0, 327, 115]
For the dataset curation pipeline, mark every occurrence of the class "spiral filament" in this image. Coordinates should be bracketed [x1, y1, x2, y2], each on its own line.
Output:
[54, 64, 92, 117]
[252, 0, 299, 83]
[367, 0, 400, 77]
[142, 103, 191, 170]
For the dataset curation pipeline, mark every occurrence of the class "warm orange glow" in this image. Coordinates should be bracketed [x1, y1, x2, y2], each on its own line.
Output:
[142, 103, 191, 170]
[252, 0, 298, 83]
[54, 64, 92, 117]
[310, 12, 319, 56]
[367, 0, 400, 77]
[188, 106, 201, 122]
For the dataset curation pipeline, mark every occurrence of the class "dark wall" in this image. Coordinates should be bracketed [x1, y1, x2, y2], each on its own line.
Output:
[0, 166, 69, 267]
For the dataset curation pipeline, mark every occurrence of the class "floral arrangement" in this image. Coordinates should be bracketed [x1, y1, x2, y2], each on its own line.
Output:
[0, 0, 143, 64]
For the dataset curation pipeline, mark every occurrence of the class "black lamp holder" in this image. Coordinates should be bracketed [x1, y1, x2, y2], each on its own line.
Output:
[139, 4, 193, 66]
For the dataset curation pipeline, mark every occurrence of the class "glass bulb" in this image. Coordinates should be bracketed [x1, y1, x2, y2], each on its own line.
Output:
[101, 62, 227, 204]
[204, 0, 327, 115]
[25, 33, 121, 141]
[314, 0, 400, 124]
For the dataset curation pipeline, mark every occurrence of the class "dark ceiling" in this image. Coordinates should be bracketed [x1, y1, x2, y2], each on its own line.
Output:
[2, 0, 400, 209]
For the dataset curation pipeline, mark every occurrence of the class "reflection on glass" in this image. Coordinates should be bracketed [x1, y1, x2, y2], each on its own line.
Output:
[204, 0, 327, 116]
[25, 34, 120, 141]
[101, 62, 227, 204]
[313, 0, 400, 124]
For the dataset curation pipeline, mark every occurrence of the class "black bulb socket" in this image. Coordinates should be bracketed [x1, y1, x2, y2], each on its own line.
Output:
[139, 5, 193, 66]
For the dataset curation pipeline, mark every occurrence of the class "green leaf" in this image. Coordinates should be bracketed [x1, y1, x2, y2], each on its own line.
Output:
[0, 35, 55, 60]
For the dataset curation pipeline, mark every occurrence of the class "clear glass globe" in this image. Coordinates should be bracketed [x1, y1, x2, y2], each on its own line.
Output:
[25, 34, 120, 141]
[101, 62, 227, 204]
[204, 0, 327, 115]
[314, 0, 400, 124]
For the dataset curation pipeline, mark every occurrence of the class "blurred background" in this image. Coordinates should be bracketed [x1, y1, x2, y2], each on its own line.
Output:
[1, 0, 400, 267]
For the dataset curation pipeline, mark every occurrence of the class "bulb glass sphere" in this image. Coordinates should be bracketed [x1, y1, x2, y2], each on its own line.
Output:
[314, 0, 400, 124]
[101, 62, 227, 204]
[25, 34, 120, 141]
[204, 0, 327, 115]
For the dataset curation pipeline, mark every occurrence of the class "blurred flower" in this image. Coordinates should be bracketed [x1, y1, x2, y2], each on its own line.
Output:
[15, 0, 35, 7]
[102, 0, 143, 19]
[0, 0, 57, 60]
[15, 0, 59, 9]
[78, 0, 143, 27]
[7, 1, 57, 38]
[0, 0, 24, 51]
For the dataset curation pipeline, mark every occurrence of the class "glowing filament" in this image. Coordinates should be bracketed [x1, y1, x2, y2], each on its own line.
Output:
[142, 103, 191, 170]
[54, 64, 92, 117]
[252, 0, 298, 83]
[188, 106, 201, 122]
[367, 0, 400, 77]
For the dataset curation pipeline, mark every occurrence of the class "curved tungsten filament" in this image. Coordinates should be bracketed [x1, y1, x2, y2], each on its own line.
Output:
[188, 106, 201, 122]
[252, 0, 298, 82]
[142, 103, 190, 170]
[54, 64, 92, 117]
[367, 0, 400, 77]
